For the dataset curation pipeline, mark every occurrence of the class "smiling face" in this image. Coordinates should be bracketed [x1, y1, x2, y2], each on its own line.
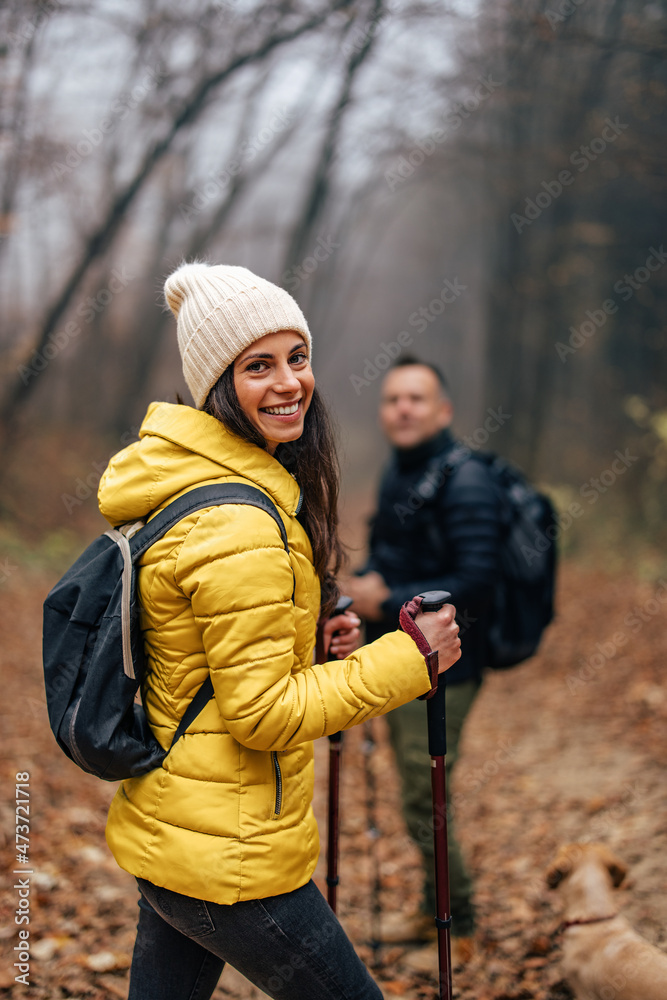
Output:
[379, 364, 453, 449]
[233, 331, 315, 454]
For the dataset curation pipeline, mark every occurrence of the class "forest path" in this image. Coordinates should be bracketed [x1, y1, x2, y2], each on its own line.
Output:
[1, 562, 666, 999]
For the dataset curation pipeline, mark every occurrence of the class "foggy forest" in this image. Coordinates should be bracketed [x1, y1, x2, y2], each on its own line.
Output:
[1, 1, 666, 998]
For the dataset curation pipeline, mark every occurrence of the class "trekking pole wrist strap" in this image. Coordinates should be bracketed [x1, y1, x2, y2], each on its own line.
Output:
[398, 596, 439, 700]
[420, 651, 439, 700]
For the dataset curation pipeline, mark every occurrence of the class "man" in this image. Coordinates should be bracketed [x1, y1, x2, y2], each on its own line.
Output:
[343, 356, 501, 970]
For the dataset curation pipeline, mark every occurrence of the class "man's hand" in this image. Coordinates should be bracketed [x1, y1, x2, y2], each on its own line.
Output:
[340, 571, 391, 622]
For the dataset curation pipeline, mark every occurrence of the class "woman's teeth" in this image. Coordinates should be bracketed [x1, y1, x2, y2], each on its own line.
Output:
[263, 402, 299, 415]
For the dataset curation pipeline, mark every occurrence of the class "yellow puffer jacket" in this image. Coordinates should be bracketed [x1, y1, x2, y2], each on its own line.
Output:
[98, 402, 430, 905]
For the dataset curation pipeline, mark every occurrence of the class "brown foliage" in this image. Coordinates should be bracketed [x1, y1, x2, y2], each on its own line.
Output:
[1, 562, 666, 997]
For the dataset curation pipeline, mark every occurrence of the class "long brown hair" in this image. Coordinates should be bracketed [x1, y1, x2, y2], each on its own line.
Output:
[203, 365, 344, 618]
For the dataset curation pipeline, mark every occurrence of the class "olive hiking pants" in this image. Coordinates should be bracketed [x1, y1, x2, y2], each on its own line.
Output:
[385, 679, 480, 937]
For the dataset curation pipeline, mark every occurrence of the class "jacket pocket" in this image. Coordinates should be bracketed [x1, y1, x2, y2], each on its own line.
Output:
[271, 751, 283, 818]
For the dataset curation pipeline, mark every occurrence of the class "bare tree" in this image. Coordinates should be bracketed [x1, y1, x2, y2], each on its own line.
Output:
[282, 0, 386, 278]
[0, 0, 351, 438]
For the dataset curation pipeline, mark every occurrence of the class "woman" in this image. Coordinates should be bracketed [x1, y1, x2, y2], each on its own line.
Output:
[98, 262, 461, 1000]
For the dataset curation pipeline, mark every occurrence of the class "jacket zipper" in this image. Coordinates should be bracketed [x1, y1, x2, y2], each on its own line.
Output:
[272, 751, 283, 817]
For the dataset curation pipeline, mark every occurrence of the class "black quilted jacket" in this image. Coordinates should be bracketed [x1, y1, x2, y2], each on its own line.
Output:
[361, 428, 502, 685]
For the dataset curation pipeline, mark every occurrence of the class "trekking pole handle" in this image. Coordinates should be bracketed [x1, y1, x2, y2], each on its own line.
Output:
[328, 595, 354, 744]
[316, 595, 354, 666]
[418, 590, 452, 758]
[418, 590, 451, 614]
[334, 595, 354, 617]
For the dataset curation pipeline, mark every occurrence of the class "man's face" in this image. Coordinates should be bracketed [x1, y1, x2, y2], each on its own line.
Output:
[379, 365, 453, 449]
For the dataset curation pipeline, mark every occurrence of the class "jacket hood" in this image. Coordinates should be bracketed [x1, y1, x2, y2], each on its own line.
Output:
[98, 401, 302, 526]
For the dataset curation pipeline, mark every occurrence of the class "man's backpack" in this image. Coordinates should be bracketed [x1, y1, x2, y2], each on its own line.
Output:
[43, 483, 290, 781]
[419, 446, 557, 670]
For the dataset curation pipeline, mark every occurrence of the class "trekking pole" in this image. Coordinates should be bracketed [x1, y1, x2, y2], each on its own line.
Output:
[361, 719, 382, 967]
[327, 726, 343, 913]
[316, 595, 354, 913]
[418, 590, 454, 1000]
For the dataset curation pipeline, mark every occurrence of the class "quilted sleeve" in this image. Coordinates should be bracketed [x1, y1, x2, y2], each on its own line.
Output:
[175, 505, 431, 751]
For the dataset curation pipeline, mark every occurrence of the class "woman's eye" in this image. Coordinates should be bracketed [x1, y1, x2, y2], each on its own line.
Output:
[247, 361, 266, 372]
[290, 352, 308, 364]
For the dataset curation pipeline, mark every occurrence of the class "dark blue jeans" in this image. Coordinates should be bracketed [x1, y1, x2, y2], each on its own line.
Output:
[129, 877, 383, 1000]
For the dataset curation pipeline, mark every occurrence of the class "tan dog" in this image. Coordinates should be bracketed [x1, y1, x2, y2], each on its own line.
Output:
[546, 843, 667, 1000]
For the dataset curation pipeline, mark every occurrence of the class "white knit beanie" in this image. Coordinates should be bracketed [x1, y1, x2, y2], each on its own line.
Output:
[164, 262, 312, 409]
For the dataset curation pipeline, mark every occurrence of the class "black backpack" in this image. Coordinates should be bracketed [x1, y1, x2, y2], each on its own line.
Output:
[43, 483, 290, 781]
[418, 446, 557, 670]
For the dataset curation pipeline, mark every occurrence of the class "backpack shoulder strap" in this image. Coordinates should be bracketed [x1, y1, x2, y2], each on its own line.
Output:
[130, 483, 290, 559]
[170, 675, 214, 748]
[127, 482, 293, 754]
[416, 443, 483, 501]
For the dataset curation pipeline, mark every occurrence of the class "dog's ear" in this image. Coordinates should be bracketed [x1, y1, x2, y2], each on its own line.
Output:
[546, 844, 583, 888]
[595, 845, 628, 887]
[607, 858, 627, 888]
[546, 855, 571, 889]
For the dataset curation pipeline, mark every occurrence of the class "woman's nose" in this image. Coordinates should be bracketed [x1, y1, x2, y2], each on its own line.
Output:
[272, 363, 301, 392]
